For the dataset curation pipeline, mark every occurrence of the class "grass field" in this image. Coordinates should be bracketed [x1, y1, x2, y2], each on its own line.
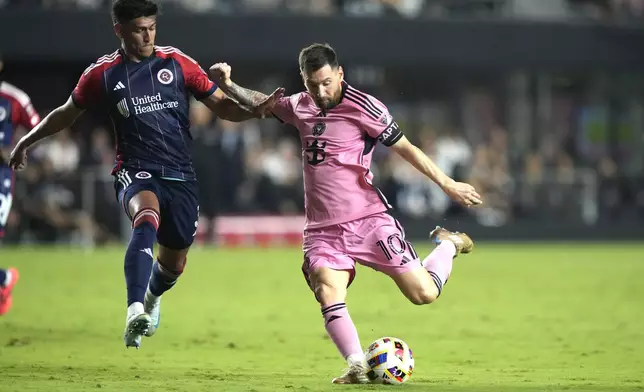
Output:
[1, 243, 643, 391]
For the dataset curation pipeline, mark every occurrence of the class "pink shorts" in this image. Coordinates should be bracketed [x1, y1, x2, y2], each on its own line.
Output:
[302, 212, 423, 287]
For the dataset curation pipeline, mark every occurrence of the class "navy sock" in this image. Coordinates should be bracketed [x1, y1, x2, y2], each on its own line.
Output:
[149, 260, 183, 297]
[125, 209, 159, 306]
[0, 269, 6, 287]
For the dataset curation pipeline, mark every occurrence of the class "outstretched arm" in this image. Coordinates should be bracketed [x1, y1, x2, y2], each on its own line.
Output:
[20, 97, 83, 147]
[356, 92, 481, 207]
[9, 97, 84, 170]
[201, 86, 284, 122]
[201, 88, 257, 122]
[207, 62, 283, 117]
[390, 136, 453, 188]
[219, 80, 270, 108]
[390, 135, 482, 207]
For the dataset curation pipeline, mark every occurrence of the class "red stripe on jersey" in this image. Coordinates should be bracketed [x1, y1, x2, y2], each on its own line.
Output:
[155, 46, 198, 64]
[0, 82, 40, 137]
[82, 50, 121, 76]
[73, 51, 122, 109]
[154, 46, 216, 100]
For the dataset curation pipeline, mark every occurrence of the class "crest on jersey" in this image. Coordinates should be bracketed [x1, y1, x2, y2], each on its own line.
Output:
[312, 122, 326, 137]
[117, 98, 130, 118]
[380, 114, 391, 126]
[157, 69, 174, 85]
[0, 107, 6, 122]
[135, 171, 152, 180]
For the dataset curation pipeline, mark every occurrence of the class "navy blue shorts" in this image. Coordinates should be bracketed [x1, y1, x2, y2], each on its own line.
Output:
[114, 168, 199, 250]
[0, 166, 13, 238]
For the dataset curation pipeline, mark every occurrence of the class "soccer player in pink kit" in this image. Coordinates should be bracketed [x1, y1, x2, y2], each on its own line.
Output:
[212, 43, 482, 384]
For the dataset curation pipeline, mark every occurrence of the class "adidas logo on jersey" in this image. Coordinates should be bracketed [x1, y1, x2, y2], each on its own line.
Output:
[114, 81, 125, 91]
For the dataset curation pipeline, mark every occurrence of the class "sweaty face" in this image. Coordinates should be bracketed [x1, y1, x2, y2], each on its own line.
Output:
[117, 16, 157, 59]
[302, 65, 344, 110]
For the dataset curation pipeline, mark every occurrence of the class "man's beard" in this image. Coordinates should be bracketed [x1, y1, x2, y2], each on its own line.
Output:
[317, 95, 339, 110]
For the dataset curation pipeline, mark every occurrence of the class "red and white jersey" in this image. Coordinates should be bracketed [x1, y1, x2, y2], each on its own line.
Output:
[0, 81, 40, 147]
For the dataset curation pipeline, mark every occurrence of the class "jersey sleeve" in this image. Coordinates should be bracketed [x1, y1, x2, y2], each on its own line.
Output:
[361, 99, 403, 147]
[12, 93, 40, 130]
[271, 96, 298, 125]
[178, 57, 217, 100]
[71, 65, 104, 110]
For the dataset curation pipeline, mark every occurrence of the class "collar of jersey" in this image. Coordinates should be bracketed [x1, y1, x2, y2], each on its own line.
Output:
[118, 48, 157, 64]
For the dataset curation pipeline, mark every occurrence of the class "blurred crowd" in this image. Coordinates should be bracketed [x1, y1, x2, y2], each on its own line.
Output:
[1, 0, 643, 22]
[1, 1, 643, 245]
[4, 66, 643, 245]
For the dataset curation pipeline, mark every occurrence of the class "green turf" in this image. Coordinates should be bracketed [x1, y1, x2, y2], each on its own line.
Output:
[1, 244, 643, 391]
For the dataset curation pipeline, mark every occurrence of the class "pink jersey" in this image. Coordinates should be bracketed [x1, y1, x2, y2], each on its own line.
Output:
[272, 82, 403, 229]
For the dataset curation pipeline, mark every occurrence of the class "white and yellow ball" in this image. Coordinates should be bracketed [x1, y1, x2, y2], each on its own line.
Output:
[364, 337, 414, 384]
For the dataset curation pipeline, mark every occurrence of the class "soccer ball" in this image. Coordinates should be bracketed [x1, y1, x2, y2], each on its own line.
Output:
[364, 337, 414, 384]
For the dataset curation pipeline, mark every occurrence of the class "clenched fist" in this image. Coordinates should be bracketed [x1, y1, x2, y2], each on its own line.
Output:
[208, 62, 232, 88]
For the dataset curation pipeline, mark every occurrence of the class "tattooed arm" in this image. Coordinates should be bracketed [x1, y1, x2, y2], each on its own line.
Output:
[220, 81, 269, 108]
[207, 62, 282, 116]
[201, 88, 258, 122]
[202, 85, 285, 122]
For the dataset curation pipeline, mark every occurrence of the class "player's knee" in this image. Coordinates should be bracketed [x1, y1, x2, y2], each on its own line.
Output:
[128, 190, 160, 218]
[157, 247, 188, 276]
[408, 287, 438, 305]
[314, 282, 346, 305]
[160, 257, 186, 275]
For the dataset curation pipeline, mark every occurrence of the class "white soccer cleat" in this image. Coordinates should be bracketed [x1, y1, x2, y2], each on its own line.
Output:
[331, 363, 370, 384]
[124, 310, 152, 349]
[143, 289, 161, 337]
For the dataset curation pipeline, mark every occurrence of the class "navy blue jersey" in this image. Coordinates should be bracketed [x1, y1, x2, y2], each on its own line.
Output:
[72, 46, 217, 181]
[0, 81, 40, 152]
[0, 81, 39, 238]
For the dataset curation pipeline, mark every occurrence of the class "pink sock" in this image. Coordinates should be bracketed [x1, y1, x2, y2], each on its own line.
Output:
[321, 303, 363, 359]
[422, 241, 456, 296]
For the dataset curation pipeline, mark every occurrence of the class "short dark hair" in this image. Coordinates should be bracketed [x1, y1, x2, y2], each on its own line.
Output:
[299, 43, 338, 73]
[112, 0, 159, 24]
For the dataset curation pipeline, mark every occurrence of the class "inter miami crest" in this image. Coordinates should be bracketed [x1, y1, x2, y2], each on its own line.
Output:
[312, 122, 326, 137]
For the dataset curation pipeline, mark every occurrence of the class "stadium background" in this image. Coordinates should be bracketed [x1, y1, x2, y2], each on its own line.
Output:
[1, 2, 644, 391]
[1, 0, 644, 246]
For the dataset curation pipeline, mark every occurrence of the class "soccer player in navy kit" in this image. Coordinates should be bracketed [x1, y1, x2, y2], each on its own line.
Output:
[0, 52, 40, 315]
[9, 0, 282, 348]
